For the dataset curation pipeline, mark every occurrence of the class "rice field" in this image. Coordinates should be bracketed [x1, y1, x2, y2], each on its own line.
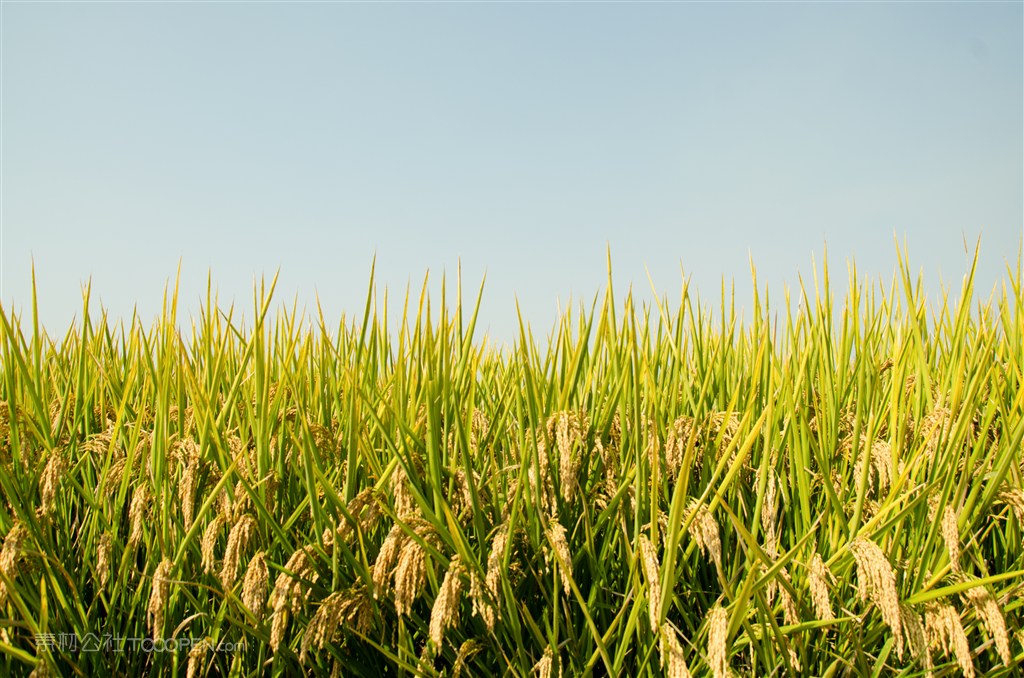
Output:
[1, 248, 1022, 677]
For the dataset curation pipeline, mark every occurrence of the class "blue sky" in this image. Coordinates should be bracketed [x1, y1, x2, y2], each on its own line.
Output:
[2, 2, 1021, 342]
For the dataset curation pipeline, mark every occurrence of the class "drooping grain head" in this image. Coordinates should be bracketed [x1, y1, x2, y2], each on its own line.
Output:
[221, 514, 258, 589]
[452, 639, 484, 678]
[470, 524, 509, 632]
[147, 559, 174, 640]
[808, 553, 834, 622]
[471, 408, 490, 451]
[394, 530, 431, 618]
[899, 603, 934, 678]
[39, 451, 68, 518]
[241, 551, 269, 615]
[962, 584, 1010, 666]
[761, 471, 779, 559]
[186, 638, 212, 678]
[664, 416, 696, 481]
[546, 410, 588, 504]
[924, 602, 974, 678]
[920, 407, 952, 458]
[429, 555, 465, 649]
[706, 412, 739, 462]
[777, 567, 799, 627]
[469, 571, 497, 633]
[638, 534, 662, 633]
[997, 486, 1024, 525]
[852, 439, 894, 497]
[850, 537, 903, 658]
[102, 457, 127, 498]
[706, 605, 730, 678]
[659, 626, 693, 678]
[687, 500, 722, 569]
[220, 480, 253, 523]
[448, 468, 480, 522]
[300, 591, 344, 664]
[0, 522, 28, 606]
[372, 523, 407, 599]
[128, 485, 150, 548]
[176, 440, 201, 529]
[530, 431, 557, 516]
[532, 647, 555, 678]
[545, 521, 572, 597]
[484, 524, 510, 601]
[96, 532, 113, 590]
[870, 441, 894, 495]
[391, 463, 417, 519]
[200, 515, 223, 575]
[334, 487, 382, 544]
[940, 505, 961, 573]
[342, 581, 374, 636]
[269, 546, 318, 653]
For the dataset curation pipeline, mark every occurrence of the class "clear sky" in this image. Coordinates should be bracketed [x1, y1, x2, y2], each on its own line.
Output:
[2, 2, 1022, 343]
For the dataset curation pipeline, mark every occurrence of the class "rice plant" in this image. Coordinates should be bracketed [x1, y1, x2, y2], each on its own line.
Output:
[0, 245, 1021, 676]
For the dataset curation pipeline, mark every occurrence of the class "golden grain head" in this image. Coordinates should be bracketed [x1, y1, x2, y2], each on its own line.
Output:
[850, 537, 903, 658]
[530, 433, 557, 516]
[102, 457, 127, 498]
[147, 559, 174, 640]
[429, 555, 465, 649]
[39, 452, 68, 517]
[28, 661, 51, 678]
[332, 487, 381, 544]
[452, 639, 485, 678]
[545, 521, 572, 596]
[638, 534, 662, 632]
[659, 626, 693, 678]
[899, 603, 933, 678]
[300, 589, 353, 664]
[940, 505, 961, 573]
[221, 513, 258, 589]
[200, 515, 223, 575]
[924, 602, 974, 678]
[394, 533, 429, 618]
[706, 605, 730, 678]
[221, 480, 253, 522]
[241, 550, 269, 615]
[761, 472, 779, 559]
[664, 416, 696, 480]
[470, 524, 510, 633]
[448, 469, 479, 522]
[962, 584, 1010, 666]
[706, 412, 739, 459]
[777, 567, 799, 627]
[372, 523, 407, 599]
[485, 524, 510, 600]
[342, 581, 374, 637]
[96, 532, 113, 589]
[391, 464, 417, 519]
[687, 500, 722, 569]
[870, 441, 893, 495]
[808, 553, 834, 622]
[558, 412, 587, 505]
[996, 486, 1024, 524]
[469, 570, 497, 633]
[186, 638, 212, 678]
[128, 484, 150, 547]
[269, 546, 318, 653]
[178, 455, 201, 529]
[0, 522, 28, 605]
[920, 407, 952, 455]
[532, 647, 555, 678]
